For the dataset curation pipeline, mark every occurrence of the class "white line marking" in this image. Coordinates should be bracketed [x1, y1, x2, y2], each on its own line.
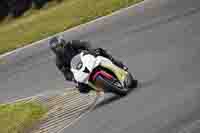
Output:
[55, 96, 99, 133]
[28, 90, 99, 133]
[0, 0, 148, 59]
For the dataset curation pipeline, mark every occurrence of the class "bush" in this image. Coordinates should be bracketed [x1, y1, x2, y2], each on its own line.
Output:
[0, 0, 63, 21]
[0, 0, 9, 21]
[32, 0, 50, 9]
[9, 0, 32, 18]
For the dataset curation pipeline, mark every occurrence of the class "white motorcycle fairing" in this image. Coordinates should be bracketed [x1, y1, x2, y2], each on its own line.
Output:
[70, 52, 113, 84]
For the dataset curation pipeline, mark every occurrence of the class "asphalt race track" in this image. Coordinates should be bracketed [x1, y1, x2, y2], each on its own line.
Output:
[1, 0, 200, 132]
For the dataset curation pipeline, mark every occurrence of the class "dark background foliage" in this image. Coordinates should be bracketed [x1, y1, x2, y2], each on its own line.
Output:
[0, 0, 62, 21]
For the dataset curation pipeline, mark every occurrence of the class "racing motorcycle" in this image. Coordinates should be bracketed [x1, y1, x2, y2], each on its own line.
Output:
[70, 51, 138, 96]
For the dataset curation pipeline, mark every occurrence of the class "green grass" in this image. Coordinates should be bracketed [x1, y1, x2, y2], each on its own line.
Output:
[0, 0, 143, 55]
[0, 101, 47, 133]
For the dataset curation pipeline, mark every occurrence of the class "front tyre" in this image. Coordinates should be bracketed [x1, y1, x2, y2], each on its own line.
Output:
[96, 75, 129, 96]
[124, 72, 138, 89]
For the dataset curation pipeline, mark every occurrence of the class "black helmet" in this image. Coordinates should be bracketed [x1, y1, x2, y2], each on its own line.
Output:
[49, 36, 66, 56]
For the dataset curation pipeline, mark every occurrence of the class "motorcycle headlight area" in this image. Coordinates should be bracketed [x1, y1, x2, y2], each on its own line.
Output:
[71, 54, 83, 70]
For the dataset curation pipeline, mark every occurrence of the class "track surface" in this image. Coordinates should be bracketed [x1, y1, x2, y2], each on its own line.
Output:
[1, 0, 200, 132]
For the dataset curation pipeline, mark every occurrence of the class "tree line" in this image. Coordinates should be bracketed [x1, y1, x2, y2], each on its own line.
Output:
[0, 0, 62, 21]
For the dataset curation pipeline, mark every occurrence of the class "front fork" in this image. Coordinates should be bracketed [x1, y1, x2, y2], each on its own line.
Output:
[96, 88, 105, 96]
[88, 81, 105, 96]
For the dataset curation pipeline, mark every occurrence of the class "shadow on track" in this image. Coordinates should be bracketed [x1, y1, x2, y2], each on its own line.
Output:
[139, 76, 161, 89]
[93, 76, 160, 110]
[93, 95, 122, 110]
[93, 82, 139, 110]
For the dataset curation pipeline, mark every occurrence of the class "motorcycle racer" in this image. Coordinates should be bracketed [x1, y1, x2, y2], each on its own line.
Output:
[49, 36, 128, 94]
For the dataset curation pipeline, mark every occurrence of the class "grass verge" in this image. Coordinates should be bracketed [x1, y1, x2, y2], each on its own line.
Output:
[0, 0, 143, 55]
[0, 101, 47, 133]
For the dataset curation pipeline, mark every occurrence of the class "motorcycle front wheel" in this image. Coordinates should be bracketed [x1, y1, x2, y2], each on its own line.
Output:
[95, 74, 129, 96]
